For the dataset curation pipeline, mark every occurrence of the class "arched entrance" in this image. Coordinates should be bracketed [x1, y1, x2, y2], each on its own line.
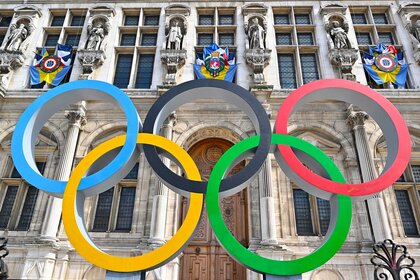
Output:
[180, 138, 248, 280]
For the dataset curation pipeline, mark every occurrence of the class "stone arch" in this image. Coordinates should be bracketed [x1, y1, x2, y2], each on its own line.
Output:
[287, 122, 355, 159]
[176, 123, 248, 151]
[82, 264, 105, 280]
[79, 121, 128, 156]
[311, 269, 344, 280]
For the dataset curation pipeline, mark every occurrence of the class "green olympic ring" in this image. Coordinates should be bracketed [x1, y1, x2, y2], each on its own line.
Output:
[206, 134, 352, 275]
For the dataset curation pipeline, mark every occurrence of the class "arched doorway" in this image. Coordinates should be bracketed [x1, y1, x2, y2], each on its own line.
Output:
[180, 138, 249, 280]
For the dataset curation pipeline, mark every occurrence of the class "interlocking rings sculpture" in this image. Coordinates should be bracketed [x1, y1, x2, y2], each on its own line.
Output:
[11, 79, 410, 276]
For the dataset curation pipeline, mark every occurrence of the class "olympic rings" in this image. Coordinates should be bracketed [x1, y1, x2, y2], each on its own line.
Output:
[275, 79, 410, 200]
[11, 80, 141, 197]
[11, 78, 410, 275]
[143, 79, 271, 197]
[207, 134, 352, 275]
[62, 133, 203, 272]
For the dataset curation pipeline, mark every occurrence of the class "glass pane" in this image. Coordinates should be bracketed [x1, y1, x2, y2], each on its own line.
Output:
[124, 15, 139, 26]
[373, 13, 388, 24]
[51, 16, 65, 27]
[278, 54, 297, 89]
[199, 15, 214, 25]
[297, 33, 314, 45]
[135, 54, 155, 89]
[274, 14, 289, 25]
[124, 163, 139, 179]
[0, 16, 12, 27]
[11, 162, 45, 178]
[198, 33, 214, 46]
[45, 34, 59, 47]
[16, 186, 39, 230]
[121, 34, 136, 46]
[276, 33, 292, 45]
[395, 190, 419, 236]
[30, 81, 45, 89]
[295, 14, 311, 25]
[113, 54, 133, 88]
[356, 32, 372, 45]
[0, 34, 4, 45]
[378, 32, 394, 45]
[65, 34, 80, 46]
[412, 165, 420, 182]
[144, 15, 159, 26]
[300, 54, 319, 84]
[219, 15, 234, 25]
[70, 16, 85, 27]
[293, 189, 314, 235]
[141, 34, 157, 46]
[92, 187, 114, 231]
[115, 187, 136, 231]
[352, 13, 367, 24]
[219, 33, 234, 45]
[0, 186, 18, 229]
[316, 198, 330, 235]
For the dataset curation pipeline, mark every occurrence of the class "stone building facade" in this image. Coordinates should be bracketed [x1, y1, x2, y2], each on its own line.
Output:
[0, 1, 419, 279]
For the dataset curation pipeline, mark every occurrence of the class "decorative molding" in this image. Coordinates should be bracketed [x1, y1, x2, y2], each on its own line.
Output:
[160, 49, 187, 85]
[77, 49, 106, 79]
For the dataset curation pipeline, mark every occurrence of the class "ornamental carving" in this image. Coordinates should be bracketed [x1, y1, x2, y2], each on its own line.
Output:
[399, 4, 420, 64]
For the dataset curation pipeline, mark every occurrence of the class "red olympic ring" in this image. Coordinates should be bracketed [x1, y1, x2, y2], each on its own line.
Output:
[275, 79, 410, 198]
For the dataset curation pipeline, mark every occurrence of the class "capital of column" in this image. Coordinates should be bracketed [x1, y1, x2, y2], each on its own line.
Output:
[65, 101, 87, 128]
[347, 109, 369, 129]
[163, 112, 177, 129]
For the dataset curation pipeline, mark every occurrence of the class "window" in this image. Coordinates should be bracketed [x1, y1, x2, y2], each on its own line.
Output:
[113, 54, 133, 88]
[141, 34, 157, 46]
[351, 13, 367, 24]
[120, 34, 136, 46]
[0, 34, 4, 46]
[300, 54, 319, 84]
[295, 14, 311, 25]
[219, 33, 234, 46]
[45, 34, 59, 47]
[373, 13, 388, 24]
[297, 33, 313, 45]
[0, 162, 46, 231]
[293, 189, 330, 236]
[70, 15, 85, 27]
[219, 15, 234, 25]
[0, 16, 12, 28]
[274, 7, 318, 89]
[92, 163, 138, 232]
[278, 54, 297, 89]
[135, 54, 155, 89]
[144, 15, 159, 26]
[116, 9, 158, 89]
[65, 34, 80, 46]
[356, 32, 372, 45]
[378, 32, 394, 45]
[51, 15, 65, 27]
[124, 15, 139, 26]
[198, 33, 213, 46]
[392, 164, 420, 237]
[199, 15, 214, 25]
[274, 14, 290, 25]
[276, 33, 292, 45]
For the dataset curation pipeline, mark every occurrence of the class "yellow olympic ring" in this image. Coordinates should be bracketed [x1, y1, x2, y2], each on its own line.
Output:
[62, 133, 203, 272]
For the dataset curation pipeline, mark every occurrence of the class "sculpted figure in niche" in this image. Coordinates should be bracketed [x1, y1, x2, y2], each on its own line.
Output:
[86, 23, 105, 51]
[5, 23, 28, 52]
[409, 19, 420, 43]
[248, 17, 265, 49]
[330, 20, 350, 49]
[166, 19, 183, 50]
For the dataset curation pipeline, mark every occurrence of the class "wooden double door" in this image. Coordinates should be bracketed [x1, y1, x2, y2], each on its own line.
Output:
[180, 138, 248, 280]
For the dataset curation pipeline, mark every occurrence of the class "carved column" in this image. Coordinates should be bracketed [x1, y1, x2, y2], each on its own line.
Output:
[347, 109, 392, 242]
[149, 113, 177, 245]
[259, 158, 277, 245]
[40, 102, 87, 241]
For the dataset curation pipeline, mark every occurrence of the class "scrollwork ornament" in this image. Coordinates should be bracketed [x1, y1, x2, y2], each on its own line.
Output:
[371, 239, 419, 280]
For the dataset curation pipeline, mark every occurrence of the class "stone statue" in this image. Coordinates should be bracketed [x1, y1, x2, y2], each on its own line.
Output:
[408, 19, 420, 44]
[86, 23, 105, 51]
[248, 18, 265, 49]
[166, 20, 183, 50]
[5, 23, 27, 52]
[330, 21, 350, 49]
